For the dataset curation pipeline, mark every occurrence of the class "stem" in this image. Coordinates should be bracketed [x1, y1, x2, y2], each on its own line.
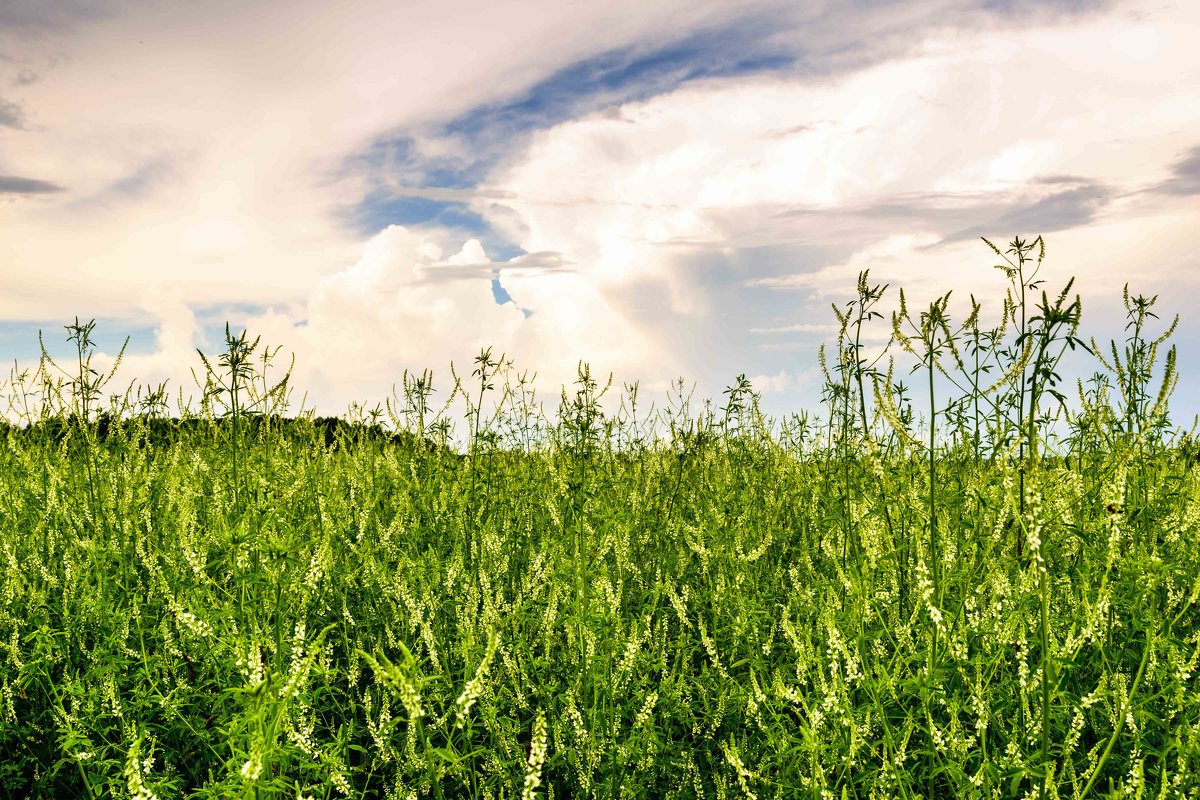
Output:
[928, 349, 937, 590]
[1076, 629, 1153, 799]
[1039, 560, 1051, 798]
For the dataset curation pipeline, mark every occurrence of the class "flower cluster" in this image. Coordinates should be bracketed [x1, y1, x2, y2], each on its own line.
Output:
[521, 709, 548, 800]
[454, 632, 498, 728]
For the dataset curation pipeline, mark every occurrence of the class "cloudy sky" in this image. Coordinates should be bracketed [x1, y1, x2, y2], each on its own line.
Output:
[1, 0, 1198, 432]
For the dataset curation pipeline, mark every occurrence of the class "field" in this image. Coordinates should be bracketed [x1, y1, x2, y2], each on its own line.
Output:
[1, 237, 1198, 799]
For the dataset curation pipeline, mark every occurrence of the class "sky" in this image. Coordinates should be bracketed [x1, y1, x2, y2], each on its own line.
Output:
[1, 0, 1198, 435]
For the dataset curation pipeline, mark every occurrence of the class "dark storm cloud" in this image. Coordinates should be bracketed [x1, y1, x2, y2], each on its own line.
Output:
[0, 175, 65, 194]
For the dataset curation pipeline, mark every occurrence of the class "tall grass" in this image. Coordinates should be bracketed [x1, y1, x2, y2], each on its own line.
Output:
[0, 236, 1198, 799]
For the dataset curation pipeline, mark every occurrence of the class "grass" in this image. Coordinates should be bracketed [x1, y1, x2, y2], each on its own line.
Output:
[0, 236, 1198, 799]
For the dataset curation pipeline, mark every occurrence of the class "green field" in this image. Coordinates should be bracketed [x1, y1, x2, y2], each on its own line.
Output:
[1, 237, 1198, 799]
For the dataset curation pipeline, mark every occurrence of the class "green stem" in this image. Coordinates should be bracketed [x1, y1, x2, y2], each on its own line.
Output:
[1076, 629, 1153, 799]
[927, 352, 937, 591]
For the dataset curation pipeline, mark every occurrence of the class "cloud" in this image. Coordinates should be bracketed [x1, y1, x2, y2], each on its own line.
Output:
[0, 0, 808, 325]
[746, 368, 818, 395]
[58, 157, 177, 211]
[346, 0, 1119, 212]
[2, 0, 1199, 424]
[0, 98, 26, 129]
[1152, 146, 1200, 196]
[939, 182, 1113, 243]
[12, 69, 40, 87]
[749, 322, 839, 335]
[344, 0, 1127, 238]
[86, 291, 205, 403]
[346, 12, 798, 192]
[0, 0, 118, 31]
[466, 0, 1199, 415]
[210, 226, 668, 414]
[982, 0, 1118, 18]
[0, 174, 64, 194]
[764, 179, 1113, 248]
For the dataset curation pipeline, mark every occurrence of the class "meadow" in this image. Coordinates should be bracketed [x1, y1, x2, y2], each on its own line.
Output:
[0, 236, 1197, 799]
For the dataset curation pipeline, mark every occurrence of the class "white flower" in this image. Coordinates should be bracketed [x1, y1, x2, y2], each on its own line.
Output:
[521, 709, 549, 800]
[634, 691, 658, 729]
[240, 753, 263, 782]
[454, 632, 497, 728]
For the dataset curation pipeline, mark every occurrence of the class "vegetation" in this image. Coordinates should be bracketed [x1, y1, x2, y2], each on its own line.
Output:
[0, 237, 1197, 799]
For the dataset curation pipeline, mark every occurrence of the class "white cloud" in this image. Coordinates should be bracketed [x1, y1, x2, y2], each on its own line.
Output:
[746, 368, 817, 395]
[475, 0, 1198, 414]
[215, 225, 668, 415]
[748, 322, 838, 335]
[0, 0, 757, 321]
[3, 0, 1199, 423]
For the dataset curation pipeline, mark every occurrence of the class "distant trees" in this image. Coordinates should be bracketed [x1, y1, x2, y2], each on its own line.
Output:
[0, 413, 455, 455]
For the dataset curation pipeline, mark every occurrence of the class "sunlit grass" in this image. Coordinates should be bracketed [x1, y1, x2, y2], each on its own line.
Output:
[0, 236, 1197, 799]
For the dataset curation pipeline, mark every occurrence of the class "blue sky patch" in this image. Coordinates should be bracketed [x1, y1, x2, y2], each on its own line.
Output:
[347, 137, 480, 192]
[353, 193, 489, 232]
[438, 17, 795, 148]
[490, 272, 513, 305]
[0, 318, 158, 372]
[346, 191, 526, 263]
[346, 13, 796, 245]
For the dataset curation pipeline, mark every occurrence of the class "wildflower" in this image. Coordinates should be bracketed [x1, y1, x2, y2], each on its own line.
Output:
[124, 736, 159, 800]
[236, 642, 266, 688]
[240, 753, 263, 782]
[721, 739, 758, 800]
[521, 709, 548, 800]
[634, 691, 658, 729]
[280, 621, 324, 701]
[916, 560, 945, 636]
[1, 679, 15, 724]
[455, 632, 498, 728]
[363, 652, 423, 721]
[176, 610, 213, 638]
[304, 541, 328, 592]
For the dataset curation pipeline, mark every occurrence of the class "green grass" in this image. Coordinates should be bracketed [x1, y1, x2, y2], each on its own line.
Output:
[0, 236, 1198, 799]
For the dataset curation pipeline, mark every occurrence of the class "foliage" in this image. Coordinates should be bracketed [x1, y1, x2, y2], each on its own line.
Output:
[0, 237, 1197, 799]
